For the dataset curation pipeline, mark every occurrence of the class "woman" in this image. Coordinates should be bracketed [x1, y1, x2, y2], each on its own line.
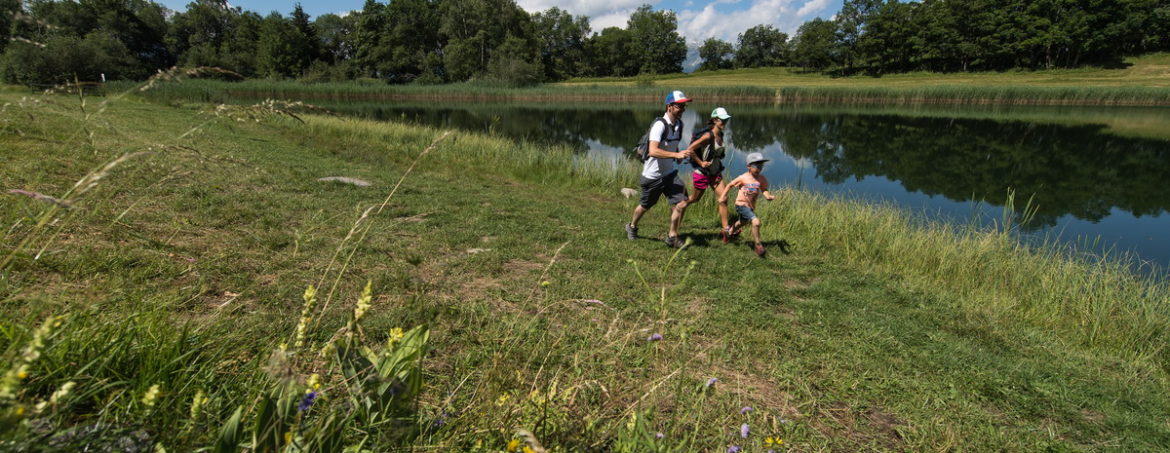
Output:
[684, 107, 734, 242]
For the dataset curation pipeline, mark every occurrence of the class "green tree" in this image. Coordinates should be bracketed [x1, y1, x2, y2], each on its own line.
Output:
[735, 24, 789, 68]
[835, 0, 882, 71]
[583, 26, 638, 77]
[384, 0, 441, 83]
[167, 0, 259, 76]
[0, 0, 18, 54]
[349, 0, 389, 77]
[625, 4, 686, 75]
[439, 0, 536, 82]
[698, 37, 734, 71]
[532, 7, 591, 81]
[791, 18, 838, 70]
[313, 13, 353, 64]
[290, 4, 319, 68]
[255, 12, 304, 78]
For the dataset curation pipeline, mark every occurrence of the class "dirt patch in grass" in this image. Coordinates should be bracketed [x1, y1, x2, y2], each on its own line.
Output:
[811, 401, 906, 451]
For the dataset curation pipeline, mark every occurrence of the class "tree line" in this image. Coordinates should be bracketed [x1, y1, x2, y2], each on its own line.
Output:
[2, 0, 1168, 87]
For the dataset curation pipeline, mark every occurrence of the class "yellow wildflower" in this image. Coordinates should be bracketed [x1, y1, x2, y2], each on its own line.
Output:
[353, 280, 373, 321]
[142, 384, 161, 407]
[306, 373, 322, 392]
[496, 392, 511, 406]
[540, 281, 550, 287]
[388, 327, 405, 346]
[506, 438, 521, 452]
[190, 390, 208, 419]
[765, 436, 783, 446]
[522, 447, 535, 453]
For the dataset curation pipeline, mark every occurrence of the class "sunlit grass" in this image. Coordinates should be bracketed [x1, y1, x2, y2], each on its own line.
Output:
[3, 83, 1170, 451]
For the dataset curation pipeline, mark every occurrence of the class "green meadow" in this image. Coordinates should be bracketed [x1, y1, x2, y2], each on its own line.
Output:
[2, 80, 1170, 452]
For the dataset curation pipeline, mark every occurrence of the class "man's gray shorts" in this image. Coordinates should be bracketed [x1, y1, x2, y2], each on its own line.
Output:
[639, 171, 687, 209]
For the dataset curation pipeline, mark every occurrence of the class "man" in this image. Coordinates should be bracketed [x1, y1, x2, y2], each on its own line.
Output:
[625, 90, 693, 248]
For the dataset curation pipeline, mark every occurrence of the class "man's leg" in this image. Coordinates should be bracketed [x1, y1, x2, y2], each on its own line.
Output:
[630, 205, 649, 229]
[668, 199, 688, 238]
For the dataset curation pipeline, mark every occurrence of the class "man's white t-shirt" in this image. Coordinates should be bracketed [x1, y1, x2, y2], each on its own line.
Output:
[641, 114, 681, 179]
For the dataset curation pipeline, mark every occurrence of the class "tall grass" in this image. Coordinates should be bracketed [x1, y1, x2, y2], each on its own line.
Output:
[760, 188, 1170, 370]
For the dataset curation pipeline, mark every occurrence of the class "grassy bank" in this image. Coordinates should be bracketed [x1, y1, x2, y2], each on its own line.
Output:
[107, 53, 1170, 107]
[2, 85, 1170, 451]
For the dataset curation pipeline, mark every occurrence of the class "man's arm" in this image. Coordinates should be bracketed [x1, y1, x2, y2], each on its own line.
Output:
[646, 120, 689, 159]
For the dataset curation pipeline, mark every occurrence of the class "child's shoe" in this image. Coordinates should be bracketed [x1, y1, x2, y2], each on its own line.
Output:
[625, 223, 638, 239]
[754, 243, 766, 257]
[721, 227, 732, 243]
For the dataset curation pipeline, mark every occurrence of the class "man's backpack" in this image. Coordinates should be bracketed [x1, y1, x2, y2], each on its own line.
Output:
[633, 117, 670, 162]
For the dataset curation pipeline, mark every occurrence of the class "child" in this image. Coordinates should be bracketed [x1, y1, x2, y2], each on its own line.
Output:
[726, 153, 776, 257]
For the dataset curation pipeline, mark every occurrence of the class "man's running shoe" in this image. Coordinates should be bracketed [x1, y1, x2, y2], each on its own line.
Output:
[625, 223, 638, 239]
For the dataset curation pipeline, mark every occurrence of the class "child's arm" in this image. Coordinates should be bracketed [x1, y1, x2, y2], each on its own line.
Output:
[726, 174, 744, 189]
[760, 176, 775, 200]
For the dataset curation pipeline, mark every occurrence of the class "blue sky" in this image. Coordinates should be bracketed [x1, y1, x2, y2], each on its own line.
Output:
[155, 0, 844, 45]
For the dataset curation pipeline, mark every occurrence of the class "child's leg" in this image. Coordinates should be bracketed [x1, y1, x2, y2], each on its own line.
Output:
[751, 218, 762, 245]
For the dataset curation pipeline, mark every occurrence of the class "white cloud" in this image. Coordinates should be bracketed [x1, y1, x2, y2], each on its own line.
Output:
[795, 0, 833, 17]
[512, 0, 839, 43]
[514, 0, 648, 20]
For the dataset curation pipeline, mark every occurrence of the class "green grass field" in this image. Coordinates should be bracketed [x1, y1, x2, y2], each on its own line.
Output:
[564, 53, 1170, 89]
[2, 82, 1169, 451]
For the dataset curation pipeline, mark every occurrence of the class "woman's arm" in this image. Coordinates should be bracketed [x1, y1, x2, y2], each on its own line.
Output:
[686, 132, 712, 168]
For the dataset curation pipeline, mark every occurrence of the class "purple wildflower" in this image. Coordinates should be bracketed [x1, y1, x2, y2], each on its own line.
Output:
[740, 423, 750, 438]
[298, 392, 318, 411]
[705, 377, 718, 388]
[655, 432, 664, 439]
[740, 406, 753, 414]
[727, 446, 741, 453]
[647, 333, 663, 342]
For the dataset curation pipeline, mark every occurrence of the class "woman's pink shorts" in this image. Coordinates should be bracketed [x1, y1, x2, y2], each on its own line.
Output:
[692, 172, 722, 190]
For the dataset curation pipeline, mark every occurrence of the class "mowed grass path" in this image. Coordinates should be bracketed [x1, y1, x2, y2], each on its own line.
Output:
[2, 92, 1168, 451]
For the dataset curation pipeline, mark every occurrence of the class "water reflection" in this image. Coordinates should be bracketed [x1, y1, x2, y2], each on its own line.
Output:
[327, 101, 1170, 269]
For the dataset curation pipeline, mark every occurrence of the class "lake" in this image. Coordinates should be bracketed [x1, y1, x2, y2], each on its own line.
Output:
[323, 101, 1170, 275]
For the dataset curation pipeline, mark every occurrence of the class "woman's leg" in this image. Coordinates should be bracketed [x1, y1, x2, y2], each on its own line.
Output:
[715, 180, 731, 231]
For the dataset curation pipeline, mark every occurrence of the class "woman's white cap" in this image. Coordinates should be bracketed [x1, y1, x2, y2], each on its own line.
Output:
[711, 107, 731, 120]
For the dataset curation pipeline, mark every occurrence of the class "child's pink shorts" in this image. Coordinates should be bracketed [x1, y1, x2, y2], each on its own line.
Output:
[692, 172, 722, 190]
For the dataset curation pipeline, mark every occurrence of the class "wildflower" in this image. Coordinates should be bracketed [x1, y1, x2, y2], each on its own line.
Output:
[740, 423, 750, 438]
[647, 333, 663, 342]
[765, 436, 784, 447]
[740, 406, 753, 414]
[353, 280, 373, 322]
[540, 280, 551, 287]
[141, 384, 161, 407]
[292, 285, 318, 351]
[506, 438, 521, 452]
[35, 381, 76, 413]
[190, 390, 209, 420]
[1, 316, 61, 400]
[496, 393, 511, 406]
[306, 373, 322, 392]
[655, 432, 665, 439]
[727, 446, 741, 453]
[284, 432, 293, 445]
[705, 377, 718, 389]
[388, 327, 405, 346]
[522, 447, 535, 453]
[298, 392, 318, 411]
